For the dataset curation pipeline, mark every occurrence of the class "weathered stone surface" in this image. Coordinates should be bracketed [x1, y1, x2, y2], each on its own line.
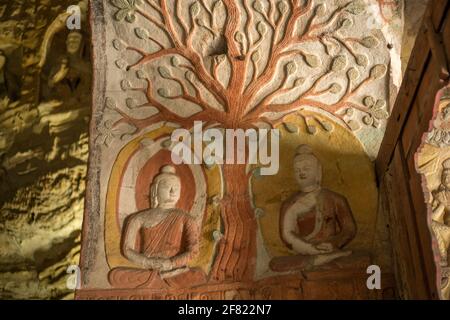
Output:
[0, 0, 90, 299]
[416, 88, 450, 300]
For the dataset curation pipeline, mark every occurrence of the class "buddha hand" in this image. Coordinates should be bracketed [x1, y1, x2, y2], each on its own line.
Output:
[142, 257, 164, 270]
[158, 259, 174, 272]
[315, 242, 334, 253]
[142, 257, 173, 272]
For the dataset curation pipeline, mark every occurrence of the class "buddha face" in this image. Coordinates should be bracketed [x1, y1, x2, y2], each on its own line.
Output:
[66, 32, 82, 55]
[294, 157, 320, 191]
[154, 176, 181, 209]
[442, 171, 450, 189]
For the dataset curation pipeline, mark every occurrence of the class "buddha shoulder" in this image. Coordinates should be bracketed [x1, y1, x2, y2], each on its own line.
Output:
[320, 188, 348, 203]
[170, 208, 195, 220]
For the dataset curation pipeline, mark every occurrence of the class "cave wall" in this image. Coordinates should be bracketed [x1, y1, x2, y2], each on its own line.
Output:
[0, 0, 431, 300]
[0, 0, 89, 299]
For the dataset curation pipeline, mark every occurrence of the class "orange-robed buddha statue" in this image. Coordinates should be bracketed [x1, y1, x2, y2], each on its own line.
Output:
[108, 165, 206, 289]
[270, 145, 357, 272]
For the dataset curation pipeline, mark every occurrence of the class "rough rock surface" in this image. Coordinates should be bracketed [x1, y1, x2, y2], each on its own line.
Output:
[0, 0, 89, 299]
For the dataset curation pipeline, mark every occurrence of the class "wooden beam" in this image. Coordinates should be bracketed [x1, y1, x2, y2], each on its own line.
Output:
[376, 0, 449, 179]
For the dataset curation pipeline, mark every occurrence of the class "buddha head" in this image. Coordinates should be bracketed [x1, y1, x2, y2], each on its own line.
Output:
[293, 145, 322, 192]
[441, 159, 450, 190]
[150, 165, 181, 209]
[66, 31, 83, 55]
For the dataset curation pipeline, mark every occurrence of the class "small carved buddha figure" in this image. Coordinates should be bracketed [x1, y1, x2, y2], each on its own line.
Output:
[108, 165, 206, 289]
[42, 31, 90, 103]
[270, 145, 357, 272]
[431, 159, 450, 268]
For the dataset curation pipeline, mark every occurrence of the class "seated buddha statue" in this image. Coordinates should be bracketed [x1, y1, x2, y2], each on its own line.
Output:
[270, 145, 357, 272]
[108, 165, 206, 289]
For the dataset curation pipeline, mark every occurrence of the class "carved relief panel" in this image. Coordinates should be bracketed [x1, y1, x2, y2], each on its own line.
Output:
[416, 89, 450, 300]
[78, 0, 401, 299]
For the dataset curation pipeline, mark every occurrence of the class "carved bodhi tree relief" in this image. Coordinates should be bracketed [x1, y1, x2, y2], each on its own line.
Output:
[105, 0, 389, 282]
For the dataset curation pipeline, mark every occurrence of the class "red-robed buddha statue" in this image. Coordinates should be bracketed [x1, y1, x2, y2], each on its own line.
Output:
[108, 165, 206, 289]
[270, 145, 357, 272]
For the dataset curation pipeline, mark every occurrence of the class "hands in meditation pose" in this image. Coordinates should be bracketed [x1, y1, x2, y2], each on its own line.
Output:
[270, 145, 357, 272]
[108, 165, 206, 289]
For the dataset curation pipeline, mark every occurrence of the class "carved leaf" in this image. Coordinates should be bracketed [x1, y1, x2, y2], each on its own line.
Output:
[185, 71, 195, 82]
[331, 55, 347, 72]
[135, 27, 149, 39]
[363, 96, 375, 107]
[360, 36, 379, 48]
[370, 64, 387, 79]
[136, 69, 146, 79]
[125, 12, 136, 23]
[363, 115, 374, 125]
[345, 1, 365, 15]
[340, 18, 353, 28]
[253, 0, 265, 14]
[315, 4, 327, 17]
[329, 83, 342, 94]
[234, 31, 244, 43]
[346, 108, 354, 116]
[347, 67, 359, 80]
[158, 88, 171, 98]
[285, 61, 297, 75]
[190, 2, 201, 17]
[278, 1, 288, 14]
[158, 66, 172, 79]
[303, 54, 320, 68]
[115, 8, 128, 21]
[212, 0, 223, 15]
[121, 79, 131, 90]
[375, 99, 386, 109]
[257, 21, 267, 35]
[322, 39, 339, 56]
[356, 54, 368, 67]
[111, 0, 129, 9]
[126, 98, 137, 109]
[112, 39, 124, 51]
[252, 50, 261, 62]
[171, 56, 181, 67]
[372, 108, 389, 120]
[115, 59, 127, 70]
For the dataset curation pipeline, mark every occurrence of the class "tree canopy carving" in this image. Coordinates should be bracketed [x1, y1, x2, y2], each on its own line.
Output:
[103, 0, 389, 143]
